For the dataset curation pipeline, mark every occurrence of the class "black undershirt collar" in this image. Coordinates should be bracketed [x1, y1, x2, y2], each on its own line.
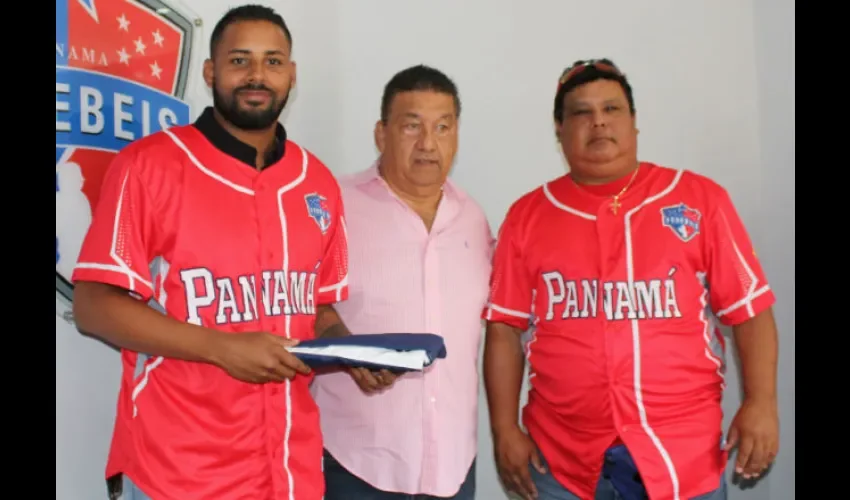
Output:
[192, 106, 287, 168]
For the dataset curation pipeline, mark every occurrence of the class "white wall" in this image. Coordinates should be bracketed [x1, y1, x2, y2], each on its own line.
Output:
[752, 0, 795, 499]
[56, 1, 795, 498]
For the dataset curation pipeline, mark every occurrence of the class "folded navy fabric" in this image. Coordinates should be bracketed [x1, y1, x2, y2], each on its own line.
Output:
[288, 333, 447, 372]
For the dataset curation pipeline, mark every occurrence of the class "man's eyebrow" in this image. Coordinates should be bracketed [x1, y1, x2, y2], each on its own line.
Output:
[400, 112, 455, 120]
[567, 98, 622, 107]
[227, 48, 288, 56]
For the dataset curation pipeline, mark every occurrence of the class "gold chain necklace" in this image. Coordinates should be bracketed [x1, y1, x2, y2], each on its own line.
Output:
[572, 165, 641, 215]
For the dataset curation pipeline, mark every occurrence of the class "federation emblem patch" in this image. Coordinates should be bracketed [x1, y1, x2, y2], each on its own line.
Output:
[305, 193, 332, 234]
[660, 203, 701, 242]
[55, 0, 199, 305]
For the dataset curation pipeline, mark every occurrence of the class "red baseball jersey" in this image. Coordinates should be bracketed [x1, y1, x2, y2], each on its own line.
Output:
[483, 162, 775, 500]
[71, 122, 348, 500]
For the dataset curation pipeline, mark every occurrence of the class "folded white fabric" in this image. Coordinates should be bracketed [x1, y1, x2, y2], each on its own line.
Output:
[287, 333, 447, 372]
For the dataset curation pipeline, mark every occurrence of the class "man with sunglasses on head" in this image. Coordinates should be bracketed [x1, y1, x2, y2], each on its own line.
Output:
[482, 59, 779, 500]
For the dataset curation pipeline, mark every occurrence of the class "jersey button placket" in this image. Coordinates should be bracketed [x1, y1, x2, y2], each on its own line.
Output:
[253, 178, 283, 485]
[254, 179, 278, 314]
[595, 207, 622, 436]
[252, 180, 267, 314]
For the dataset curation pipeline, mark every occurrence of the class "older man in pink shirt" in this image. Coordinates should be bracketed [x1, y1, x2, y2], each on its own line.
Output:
[311, 65, 493, 500]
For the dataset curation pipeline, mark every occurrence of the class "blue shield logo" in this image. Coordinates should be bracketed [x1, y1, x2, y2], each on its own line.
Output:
[305, 193, 332, 234]
[660, 203, 702, 242]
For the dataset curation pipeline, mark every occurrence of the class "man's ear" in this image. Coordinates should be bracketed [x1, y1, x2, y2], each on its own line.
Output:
[203, 59, 214, 88]
[290, 61, 297, 88]
[374, 120, 386, 154]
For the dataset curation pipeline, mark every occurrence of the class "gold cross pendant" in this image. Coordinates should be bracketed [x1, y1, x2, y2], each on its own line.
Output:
[610, 197, 621, 215]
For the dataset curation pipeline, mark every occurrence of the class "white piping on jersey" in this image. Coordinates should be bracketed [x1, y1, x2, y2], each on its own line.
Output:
[74, 163, 162, 420]
[485, 303, 532, 320]
[74, 169, 155, 294]
[277, 143, 309, 500]
[130, 258, 172, 418]
[131, 356, 165, 417]
[697, 272, 726, 391]
[317, 215, 349, 301]
[73, 262, 152, 291]
[624, 169, 684, 500]
[711, 209, 771, 319]
[525, 289, 539, 382]
[543, 182, 596, 220]
[163, 129, 255, 195]
[715, 285, 771, 318]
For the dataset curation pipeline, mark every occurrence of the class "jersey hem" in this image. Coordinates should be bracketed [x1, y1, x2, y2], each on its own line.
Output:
[71, 267, 153, 301]
[717, 287, 776, 326]
[317, 285, 349, 305]
[482, 303, 531, 330]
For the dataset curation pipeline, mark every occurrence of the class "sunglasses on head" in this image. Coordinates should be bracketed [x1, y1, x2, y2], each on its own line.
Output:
[557, 59, 622, 89]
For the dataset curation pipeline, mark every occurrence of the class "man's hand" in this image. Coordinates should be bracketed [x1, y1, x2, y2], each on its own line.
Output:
[213, 332, 311, 384]
[494, 425, 546, 500]
[724, 397, 779, 479]
[348, 367, 399, 393]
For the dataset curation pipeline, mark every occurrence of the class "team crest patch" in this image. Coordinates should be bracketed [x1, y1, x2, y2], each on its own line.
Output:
[305, 193, 332, 234]
[660, 203, 701, 242]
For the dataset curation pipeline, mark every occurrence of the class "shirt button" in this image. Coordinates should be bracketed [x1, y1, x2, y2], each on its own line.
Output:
[430, 397, 436, 403]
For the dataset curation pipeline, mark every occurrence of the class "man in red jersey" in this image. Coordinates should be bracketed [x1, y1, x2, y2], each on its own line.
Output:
[482, 59, 779, 500]
[71, 5, 349, 500]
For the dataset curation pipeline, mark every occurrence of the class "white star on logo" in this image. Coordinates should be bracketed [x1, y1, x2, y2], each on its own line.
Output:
[150, 61, 162, 79]
[152, 29, 165, 47]
[134, 37, 146, 55]
[117, 13, 129, 31]
[116, 47, 131, 65]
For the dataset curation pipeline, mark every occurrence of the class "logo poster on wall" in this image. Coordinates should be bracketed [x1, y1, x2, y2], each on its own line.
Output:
[55, 0, 200, 314]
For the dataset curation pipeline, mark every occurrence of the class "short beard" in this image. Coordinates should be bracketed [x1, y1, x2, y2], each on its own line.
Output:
[212, 81, 290, 131]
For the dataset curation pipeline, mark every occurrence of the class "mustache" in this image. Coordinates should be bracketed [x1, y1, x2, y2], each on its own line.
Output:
[235, 83, 273, 93]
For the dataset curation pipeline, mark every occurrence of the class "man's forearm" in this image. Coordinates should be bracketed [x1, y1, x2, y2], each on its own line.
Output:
[73, 281, 224, 365]
[732, 308, 779, 402]
[314, 305, 351, 338]
[484, 322, 526, 434]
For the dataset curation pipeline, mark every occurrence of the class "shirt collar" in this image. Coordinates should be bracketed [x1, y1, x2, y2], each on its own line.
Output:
[192, 106, 287, 168]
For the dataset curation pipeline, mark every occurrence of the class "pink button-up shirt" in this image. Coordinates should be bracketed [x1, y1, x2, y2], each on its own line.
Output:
[311, 163, 493, 496]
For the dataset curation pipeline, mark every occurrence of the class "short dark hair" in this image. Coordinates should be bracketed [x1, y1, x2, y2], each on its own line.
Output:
[209, 4, 292, 57]
[380, 65, 461, 123]
[553, 58, 635, 123]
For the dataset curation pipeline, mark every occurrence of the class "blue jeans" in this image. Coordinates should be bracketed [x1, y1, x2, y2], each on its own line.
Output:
[114, 474, 151, 500]
[323, 449, 476, 500]
[530, 446, 727, 500]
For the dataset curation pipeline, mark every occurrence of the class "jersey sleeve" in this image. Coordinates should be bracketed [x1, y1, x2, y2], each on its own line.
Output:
[316, 190, 349, 305]
[71, 151, 157, 301]
[704, 186, 776, 326]
[482, 205, 534, 331]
